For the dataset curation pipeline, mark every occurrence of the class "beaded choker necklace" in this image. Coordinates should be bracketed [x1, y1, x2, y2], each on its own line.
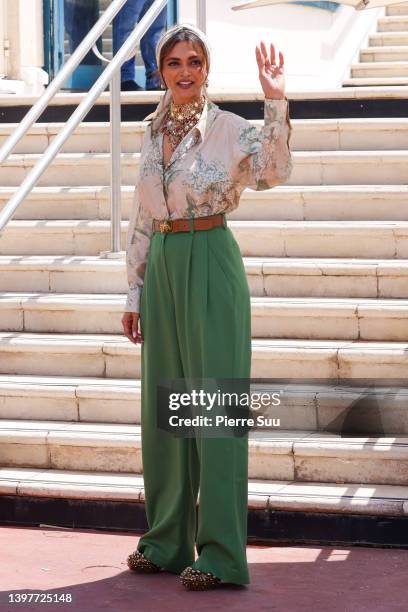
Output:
[161, 95, 205, 151]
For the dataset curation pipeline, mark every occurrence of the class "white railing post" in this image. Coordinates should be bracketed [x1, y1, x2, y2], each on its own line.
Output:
[109, 67, 123, 255]
[197, 0, 206, 32]
[92, 39, 125, 257]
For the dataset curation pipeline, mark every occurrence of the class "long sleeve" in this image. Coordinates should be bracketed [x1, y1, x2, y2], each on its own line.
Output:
[124, 184, 154, 313]
[229, 96, 293, 191]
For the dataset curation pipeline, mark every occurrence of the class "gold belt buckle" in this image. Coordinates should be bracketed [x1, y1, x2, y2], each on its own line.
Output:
[159, 219, 172, 233]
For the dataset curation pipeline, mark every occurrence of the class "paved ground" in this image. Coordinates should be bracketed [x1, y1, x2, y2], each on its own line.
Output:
[0, 526, 407, 611]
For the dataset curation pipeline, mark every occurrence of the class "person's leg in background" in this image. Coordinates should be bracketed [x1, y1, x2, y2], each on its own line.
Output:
[139, 1, 167, 90]
[112, 0, 145, 89]
[64, 0, 101, 66]
[113, 0, 167, 91]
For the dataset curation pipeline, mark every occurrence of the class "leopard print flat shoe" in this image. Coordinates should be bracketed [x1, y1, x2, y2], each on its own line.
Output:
[179, 566, 222, 590]
[126, 550, 162, 573]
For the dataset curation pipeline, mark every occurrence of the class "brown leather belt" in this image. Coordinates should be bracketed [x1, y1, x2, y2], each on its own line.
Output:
[152, 213, 226, 234]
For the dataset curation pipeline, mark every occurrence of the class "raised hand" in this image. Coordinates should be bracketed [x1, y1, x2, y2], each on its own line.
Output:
[255, 41, 286, 100]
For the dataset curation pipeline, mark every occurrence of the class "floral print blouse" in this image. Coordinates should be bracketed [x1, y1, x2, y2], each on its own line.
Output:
[125, 89, 294, 313]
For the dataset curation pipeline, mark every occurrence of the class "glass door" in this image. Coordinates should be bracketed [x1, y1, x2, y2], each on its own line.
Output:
[44, 0, 178, 91]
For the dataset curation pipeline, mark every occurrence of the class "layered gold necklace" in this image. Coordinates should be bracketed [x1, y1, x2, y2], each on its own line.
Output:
[161, 95, 205, 151]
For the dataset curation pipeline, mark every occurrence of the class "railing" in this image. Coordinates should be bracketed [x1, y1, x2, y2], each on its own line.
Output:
[0, 0, 207, 253]
[197, 0, 207, 31]
[0, 0, 168, 254]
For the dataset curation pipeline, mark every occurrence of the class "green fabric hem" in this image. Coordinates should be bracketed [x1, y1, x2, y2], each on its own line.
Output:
[137, 545, 194, 575]
[190, 559, 251, 585]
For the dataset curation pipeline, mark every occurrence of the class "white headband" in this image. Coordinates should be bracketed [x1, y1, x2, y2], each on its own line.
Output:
[155, 23, 211, 80]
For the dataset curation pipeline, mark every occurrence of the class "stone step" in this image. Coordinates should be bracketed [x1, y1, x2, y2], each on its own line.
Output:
[1, 333, 408, 378]
[2, 118, 408, 154]
[343, 76, 408, 86]
[0, 122, 145, 154]
[360, 45, 408, 62]
[64, 50, 141, 64]
[102, 40, 113, 53]
[2, 293, 408, 341]
[64, 32, 112, 49]
[0, 152, 139, 187]
[387, 3, 408, 16]
[1, 87, 406, 109]
[1, 255, 408, 298]
[2, 466, 407, 515]
[2, 220, 408, 258]
[351, 61, 408, 77]
[0, 375, 140, 424]
[64, 37, 114, 53]
[0, 420, 407, 485]
[0, 185, 135, 220]
[377, 17, 408, 31]
[230, 221, 408, 258]
[0, 150, 408, 187]
[369, 31, 408, 45]
[2, 185, 408, 221]
[0, 375, 406, 435]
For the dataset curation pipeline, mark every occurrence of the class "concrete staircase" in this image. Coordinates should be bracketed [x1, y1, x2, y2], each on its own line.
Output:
[0, 91, 408, 541]
[345, 2, 408, 86]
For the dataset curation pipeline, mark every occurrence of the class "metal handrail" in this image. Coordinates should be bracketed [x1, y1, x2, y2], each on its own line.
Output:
[197, 0, 206, 32]
[0, 0, 128, 164]
[0, 0, 168, 253]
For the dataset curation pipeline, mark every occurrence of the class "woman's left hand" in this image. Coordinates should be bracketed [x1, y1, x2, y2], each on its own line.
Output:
[255, 41, 286, 100]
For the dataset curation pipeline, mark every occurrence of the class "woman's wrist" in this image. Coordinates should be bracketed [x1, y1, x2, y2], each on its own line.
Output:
[264, 94, 286, 100]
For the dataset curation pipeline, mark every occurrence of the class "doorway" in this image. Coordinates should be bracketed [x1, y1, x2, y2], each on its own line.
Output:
[43, 0, 177, 90]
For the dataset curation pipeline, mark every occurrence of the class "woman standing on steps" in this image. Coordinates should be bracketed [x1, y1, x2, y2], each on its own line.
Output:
[121, 22, 293, 590]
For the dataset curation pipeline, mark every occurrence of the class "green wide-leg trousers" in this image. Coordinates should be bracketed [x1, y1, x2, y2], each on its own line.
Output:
[137, 222, 252, 585]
